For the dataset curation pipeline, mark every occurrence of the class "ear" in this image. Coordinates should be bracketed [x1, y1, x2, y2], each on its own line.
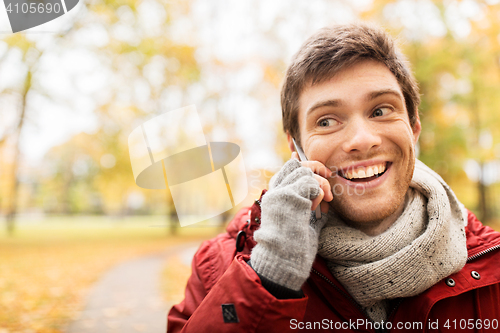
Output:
[286, 132, 296, 153]
[412, 114, 422, 144]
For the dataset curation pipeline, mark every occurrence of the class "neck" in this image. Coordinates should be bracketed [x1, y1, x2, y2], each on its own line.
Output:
[350, 192, 408, 236]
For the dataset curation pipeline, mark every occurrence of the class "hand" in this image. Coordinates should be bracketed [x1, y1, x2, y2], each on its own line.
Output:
[251, 157, 330, 291]
[291, 151, 333, 214]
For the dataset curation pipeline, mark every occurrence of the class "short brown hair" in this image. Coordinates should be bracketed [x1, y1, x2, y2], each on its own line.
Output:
[281, 23, 420, 146]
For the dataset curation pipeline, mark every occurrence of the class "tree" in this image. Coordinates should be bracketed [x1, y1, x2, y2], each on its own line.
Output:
[0, 34, 44, 235]
[0, 0, 201, 234]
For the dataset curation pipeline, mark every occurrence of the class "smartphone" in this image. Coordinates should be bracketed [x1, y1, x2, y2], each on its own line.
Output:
[292, 138, 322, 219]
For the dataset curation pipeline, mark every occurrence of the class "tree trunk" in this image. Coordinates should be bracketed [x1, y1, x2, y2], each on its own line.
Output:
[169, 207, 178, 236]
[166, 187, 178, 236]
[478, 162, 489, 223]
[5, 71, 31, 235]
[5, 137, 21, 235]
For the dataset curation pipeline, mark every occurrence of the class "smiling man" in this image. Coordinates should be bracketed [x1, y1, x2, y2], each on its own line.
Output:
[168, 23, 500, 332]
[293, 58, 419, 235]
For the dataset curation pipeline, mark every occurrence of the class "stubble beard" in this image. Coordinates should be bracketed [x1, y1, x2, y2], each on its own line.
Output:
[328, 146, 416, 233]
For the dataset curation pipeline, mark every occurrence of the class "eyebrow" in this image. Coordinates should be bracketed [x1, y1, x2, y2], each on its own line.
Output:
[306, 99, 343, 116]
[306, 88, 404, 116]
[367, 89, 404, 102]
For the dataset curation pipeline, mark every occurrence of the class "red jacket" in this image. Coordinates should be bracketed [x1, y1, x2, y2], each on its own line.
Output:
[167, 192, 500, 332]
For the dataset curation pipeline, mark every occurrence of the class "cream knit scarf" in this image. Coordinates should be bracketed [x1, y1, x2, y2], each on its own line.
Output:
[317, 160, 468, 323]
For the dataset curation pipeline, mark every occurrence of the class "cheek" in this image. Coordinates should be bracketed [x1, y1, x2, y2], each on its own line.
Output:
[388, 125, 416, 154]
[396, 119, 417, 143]
[306, 137, 338, 164]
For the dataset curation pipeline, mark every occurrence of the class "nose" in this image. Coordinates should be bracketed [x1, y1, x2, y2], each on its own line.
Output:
[341, 117, 382, 154]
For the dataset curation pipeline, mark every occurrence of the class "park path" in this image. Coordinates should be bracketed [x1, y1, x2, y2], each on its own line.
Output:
[65, 242, 200, 333]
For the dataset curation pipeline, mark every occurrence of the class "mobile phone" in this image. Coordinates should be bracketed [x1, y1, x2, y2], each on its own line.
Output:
[292, 138, 322, 219]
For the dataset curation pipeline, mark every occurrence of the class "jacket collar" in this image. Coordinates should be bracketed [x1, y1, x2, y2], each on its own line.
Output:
[464, 210, 500, 259]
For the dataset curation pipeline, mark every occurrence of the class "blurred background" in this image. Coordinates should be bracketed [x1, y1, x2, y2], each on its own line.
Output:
[2, 0, 500, 332]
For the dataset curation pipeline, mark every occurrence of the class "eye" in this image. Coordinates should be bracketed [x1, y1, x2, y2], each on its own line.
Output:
[318, 118, 337, 127]
[371, 107, 392, 118]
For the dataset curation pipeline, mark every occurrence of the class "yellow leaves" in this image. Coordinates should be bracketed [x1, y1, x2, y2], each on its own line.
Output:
[1, 34, 33, 54]
[0, 219, 217, 332]
[160, 254, 192, 306]
[263, 63, 284, 89]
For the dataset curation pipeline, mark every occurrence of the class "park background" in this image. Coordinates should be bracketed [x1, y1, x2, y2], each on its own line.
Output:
[2, 0, 500, 332]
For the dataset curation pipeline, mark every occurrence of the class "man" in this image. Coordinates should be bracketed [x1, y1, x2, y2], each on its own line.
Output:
[168, 23, 500, 332]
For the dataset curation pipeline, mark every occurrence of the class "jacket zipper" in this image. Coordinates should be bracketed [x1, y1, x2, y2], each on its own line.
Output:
[385, 299, 403, 333]
[311, 268, 382, 331]
[311, 269, 408, 333]
[467, 244, 500, 262]
[312, 268, 366, 314]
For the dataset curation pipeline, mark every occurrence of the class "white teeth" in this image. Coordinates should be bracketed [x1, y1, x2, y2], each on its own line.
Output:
[366, 167, 374, 177]
[343, 163, 387, 180]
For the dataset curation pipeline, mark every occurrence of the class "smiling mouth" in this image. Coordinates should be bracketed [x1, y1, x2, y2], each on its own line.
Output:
[339, 162, 390, 182]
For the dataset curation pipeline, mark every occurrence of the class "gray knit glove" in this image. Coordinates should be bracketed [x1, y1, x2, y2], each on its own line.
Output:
[250, 158, 328, 291]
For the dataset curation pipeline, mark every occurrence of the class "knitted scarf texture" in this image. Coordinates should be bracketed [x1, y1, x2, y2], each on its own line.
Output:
[317, 159, 468, 322]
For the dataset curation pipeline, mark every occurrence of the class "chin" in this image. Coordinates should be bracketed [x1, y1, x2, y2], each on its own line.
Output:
[331, 195, 404, 230]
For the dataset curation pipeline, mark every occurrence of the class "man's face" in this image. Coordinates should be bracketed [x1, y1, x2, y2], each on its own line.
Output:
[292, 59, 421, 229]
